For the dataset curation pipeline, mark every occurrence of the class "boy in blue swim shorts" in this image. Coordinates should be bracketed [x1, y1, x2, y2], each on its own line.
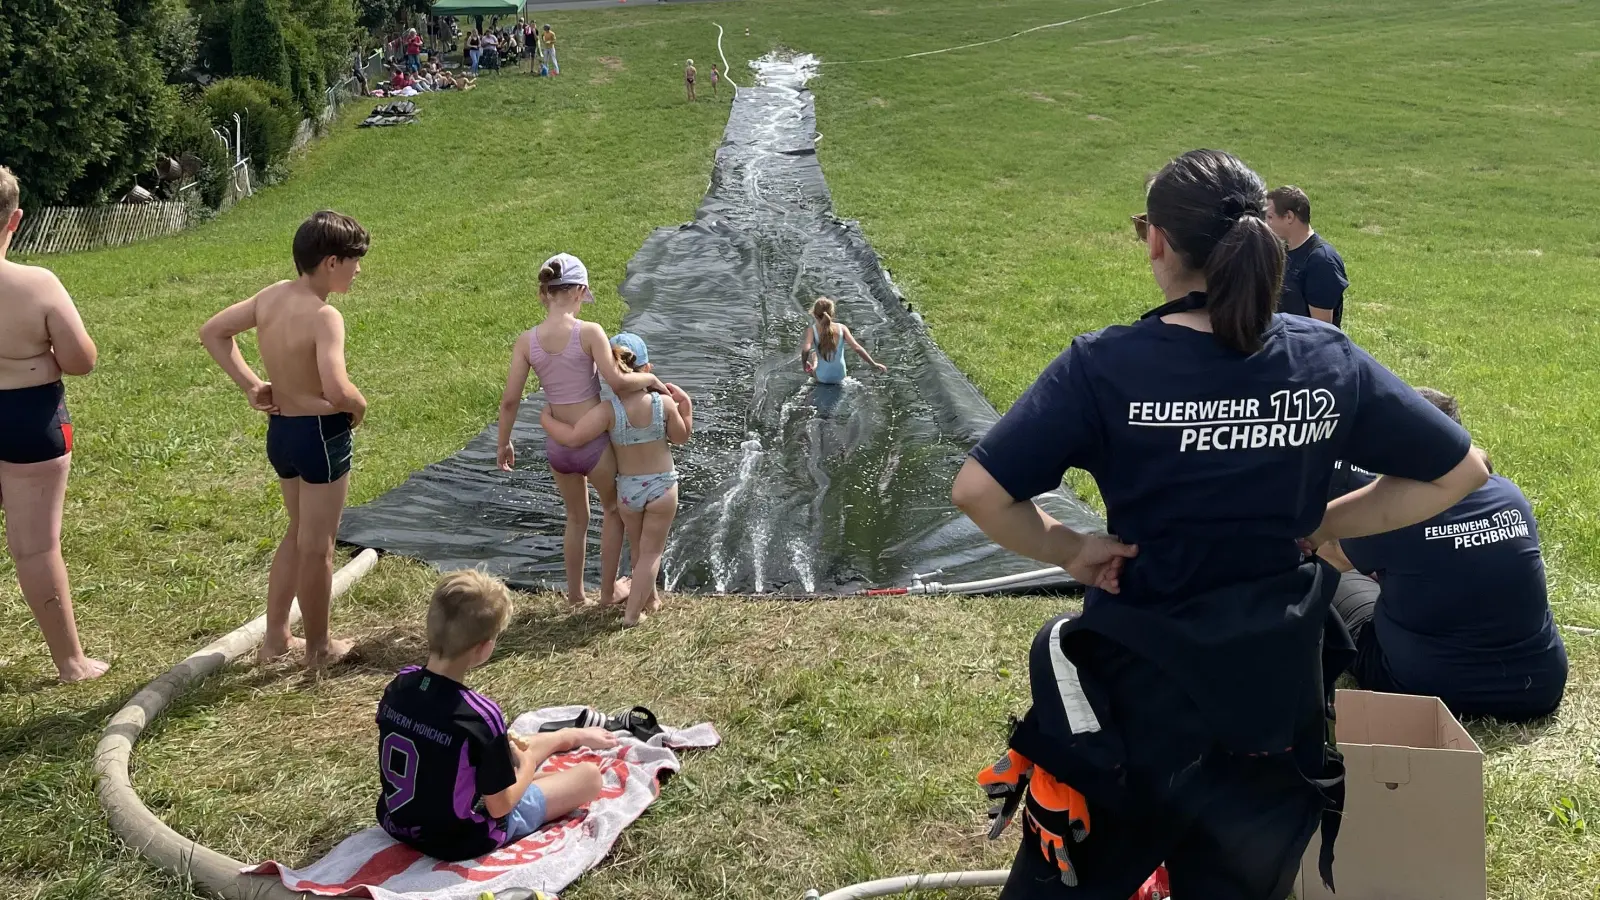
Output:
[201, 211, 370, 668]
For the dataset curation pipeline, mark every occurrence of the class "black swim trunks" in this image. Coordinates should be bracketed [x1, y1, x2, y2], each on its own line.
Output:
[266, 413, 353, 484]
[0, 381, 73, 464]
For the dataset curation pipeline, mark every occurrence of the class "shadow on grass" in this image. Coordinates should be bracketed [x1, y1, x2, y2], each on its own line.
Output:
[0, 693, 128, 766]
[0, 664, 60, 696]
[338, 625, 429, 676]
[496, 604, 622, 657]
[139, 663, 309, 739]
[1469, 713, 1562, 756]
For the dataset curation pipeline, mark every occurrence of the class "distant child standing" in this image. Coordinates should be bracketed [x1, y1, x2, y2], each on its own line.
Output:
[685, 59, 697, 102]
[799, 297, 888, 384]
[710, 63, 720, 98]
[497, 254, 663, 609]
[404, 29, 422, 73]
[541, 24, 559, 75]
[542, 334, 692, 627]
[376, 570, 616, 861]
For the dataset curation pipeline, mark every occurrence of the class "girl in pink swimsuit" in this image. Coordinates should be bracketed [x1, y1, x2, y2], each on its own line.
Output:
[497, 253, 663, 607]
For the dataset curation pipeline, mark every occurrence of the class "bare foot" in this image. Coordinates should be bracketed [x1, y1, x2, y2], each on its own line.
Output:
[57, 657, 111, 683]
[306, 638, 355, 669]
[621, 612, 648, 629]
[258, 635, 307, 665]
[566, 593, 596, 610]
[600, 578, 631, 608]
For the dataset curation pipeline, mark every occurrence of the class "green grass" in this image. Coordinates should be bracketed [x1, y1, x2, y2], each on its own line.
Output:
[1, 0, 1597, 897]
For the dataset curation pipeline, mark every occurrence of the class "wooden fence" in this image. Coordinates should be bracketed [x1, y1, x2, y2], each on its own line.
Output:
[16, 52, 378, 256]
[12, 202, 190, 256]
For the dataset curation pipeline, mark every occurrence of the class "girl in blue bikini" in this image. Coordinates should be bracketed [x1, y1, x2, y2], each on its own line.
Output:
[542, 335, 692, 626]
[799, 297, 887, 384]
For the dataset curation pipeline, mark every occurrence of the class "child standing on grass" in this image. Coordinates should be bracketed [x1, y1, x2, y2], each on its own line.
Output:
[0, 165, 108, 683]
[710, 63, 720, 98]
[541, 24, 559, 75]
[542, 335, 692, 627]
[497, 254, 664, 610]
[685, 59, 697, 102]
[799, 297, 888, 385]
[376, 570, 616, 861]
[200, 211, 369, 668]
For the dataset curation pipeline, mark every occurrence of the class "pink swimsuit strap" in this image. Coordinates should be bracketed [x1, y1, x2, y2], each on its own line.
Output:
[528, 322, 601, 404]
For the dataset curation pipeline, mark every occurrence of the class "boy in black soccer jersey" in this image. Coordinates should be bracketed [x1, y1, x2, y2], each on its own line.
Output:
[376, 571, 615, 861]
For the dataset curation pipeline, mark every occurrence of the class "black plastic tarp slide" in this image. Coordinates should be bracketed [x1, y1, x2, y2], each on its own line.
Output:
[338, 53, 1103, 595]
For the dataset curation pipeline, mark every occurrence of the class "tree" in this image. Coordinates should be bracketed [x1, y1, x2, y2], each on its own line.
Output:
[139, 0, 199, 82]
[283, 21, 327, 120]
[193, 0, 237, 78]
[231, 0, 290, 91]
[287, 0, 359, 84]
[356, 0, 432, 32]
[202, 77, 298, 176]
[0, 0, 177, 207]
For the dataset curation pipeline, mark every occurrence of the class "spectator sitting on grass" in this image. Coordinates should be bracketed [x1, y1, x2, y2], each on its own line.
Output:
[1319, 387, 1568, 723]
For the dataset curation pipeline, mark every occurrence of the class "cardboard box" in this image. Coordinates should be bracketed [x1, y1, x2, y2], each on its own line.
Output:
[1295, 690, 1485, 900]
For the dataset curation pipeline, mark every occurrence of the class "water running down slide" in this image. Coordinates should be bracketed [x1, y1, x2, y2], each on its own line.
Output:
[338, 53, 1103, 595]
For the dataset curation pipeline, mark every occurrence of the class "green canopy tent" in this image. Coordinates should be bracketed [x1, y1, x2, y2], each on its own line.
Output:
[429, 0, 522, 16]
[425, 0, 524, 71]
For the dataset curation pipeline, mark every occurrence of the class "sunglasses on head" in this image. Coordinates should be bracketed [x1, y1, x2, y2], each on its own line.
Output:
[1131, 213, 1151, 243]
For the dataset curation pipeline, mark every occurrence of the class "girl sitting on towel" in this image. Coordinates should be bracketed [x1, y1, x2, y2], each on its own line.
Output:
[799, 297, 888, 385]
[497, 254, 664, 610]
[542, 334, 693, 627]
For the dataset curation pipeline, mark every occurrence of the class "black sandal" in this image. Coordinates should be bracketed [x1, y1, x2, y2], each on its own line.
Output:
[603, 706, 663, 743]
[536, 705, 663, 742]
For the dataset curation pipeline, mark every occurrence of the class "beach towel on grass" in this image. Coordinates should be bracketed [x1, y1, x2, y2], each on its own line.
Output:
[248, 707, 719, 900]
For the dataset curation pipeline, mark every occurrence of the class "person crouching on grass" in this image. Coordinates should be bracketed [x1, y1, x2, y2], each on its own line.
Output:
[376, 570, 616, 861]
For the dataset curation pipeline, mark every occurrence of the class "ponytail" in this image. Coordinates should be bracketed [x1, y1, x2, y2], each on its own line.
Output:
[812, 297, 838, 359]
[613, 344, 638, 373]
[537, 259, 561, 305]
[1203, 213, 1281, 354]
[1146, 149, 1285, 355]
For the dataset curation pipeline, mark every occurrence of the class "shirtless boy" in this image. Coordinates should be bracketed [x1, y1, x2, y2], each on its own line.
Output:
[0, 165, 109, 682]
[200, 211, 369, 667]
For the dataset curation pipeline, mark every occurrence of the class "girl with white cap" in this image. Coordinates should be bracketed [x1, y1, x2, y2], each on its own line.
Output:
[497, 253, 664, 609]
[542, 333, 693, 627]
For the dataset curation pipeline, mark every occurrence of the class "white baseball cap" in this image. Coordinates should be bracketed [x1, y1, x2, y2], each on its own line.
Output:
[541, 252, 591, 297]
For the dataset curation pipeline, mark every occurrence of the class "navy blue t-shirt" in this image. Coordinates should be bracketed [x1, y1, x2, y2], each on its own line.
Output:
[376, 666, 519, 861]
[1342, 474, 1567, 718]
[1279, 234, 1348, 327]
[970, 299, 1471, 602]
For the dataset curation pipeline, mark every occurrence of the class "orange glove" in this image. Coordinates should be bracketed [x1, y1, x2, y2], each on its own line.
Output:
[978, 748, 1034, 838]
[1023, 769, 1092, 886]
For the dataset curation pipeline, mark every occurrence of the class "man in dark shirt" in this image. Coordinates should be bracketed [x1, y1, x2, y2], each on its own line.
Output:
[1266, 186, 1349, 328]
[1321, 388, 1567, 722]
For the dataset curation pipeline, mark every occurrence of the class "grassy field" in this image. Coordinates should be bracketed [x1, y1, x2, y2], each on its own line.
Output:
[1, 0, 1597, 897]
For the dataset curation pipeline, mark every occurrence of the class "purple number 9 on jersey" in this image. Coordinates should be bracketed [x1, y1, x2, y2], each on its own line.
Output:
[381, 733, 420, 810]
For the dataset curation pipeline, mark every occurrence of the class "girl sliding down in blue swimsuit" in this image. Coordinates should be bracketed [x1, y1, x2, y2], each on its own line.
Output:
[799, 297, 887, 384]
[543, 335, 692, 627]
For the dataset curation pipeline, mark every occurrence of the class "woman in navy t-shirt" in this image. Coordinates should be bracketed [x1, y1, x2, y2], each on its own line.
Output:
[954, 150, 1489, 900]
